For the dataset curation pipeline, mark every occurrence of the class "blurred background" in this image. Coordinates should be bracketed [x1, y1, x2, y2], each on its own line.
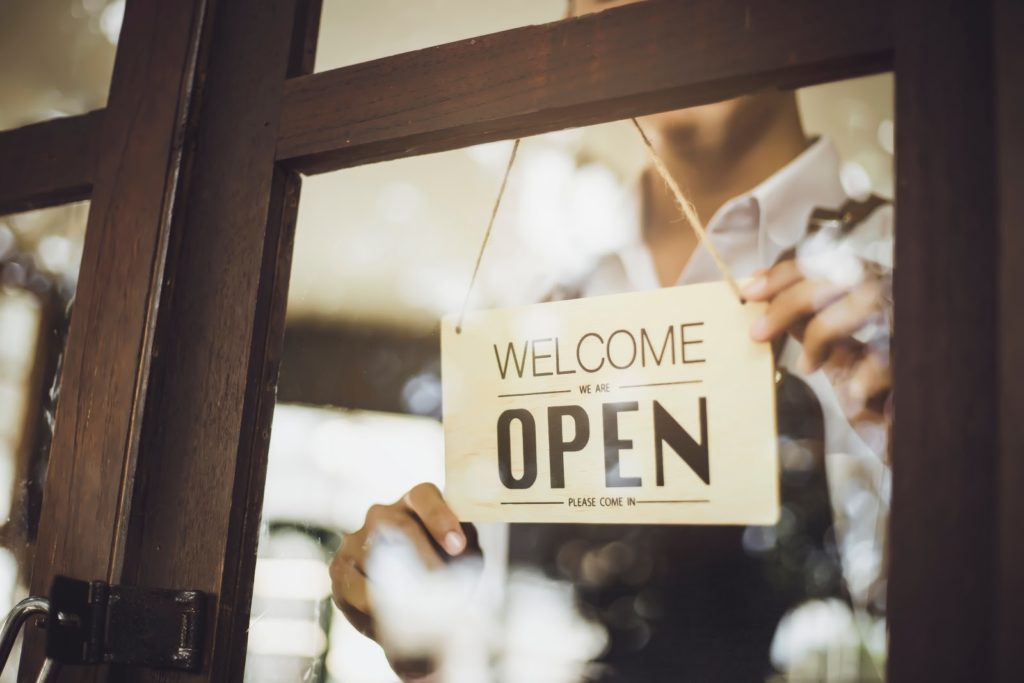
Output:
[0, 1, 894, 681]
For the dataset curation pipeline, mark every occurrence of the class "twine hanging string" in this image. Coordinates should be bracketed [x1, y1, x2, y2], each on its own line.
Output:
[455, 119, 750, 333]
[455, 138, 521, 333]
[630, 118, 746, 302]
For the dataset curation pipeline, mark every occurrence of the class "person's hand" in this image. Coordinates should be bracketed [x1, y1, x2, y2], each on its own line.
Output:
[743, 259, 892, 423]
[329, 483, 473, 639]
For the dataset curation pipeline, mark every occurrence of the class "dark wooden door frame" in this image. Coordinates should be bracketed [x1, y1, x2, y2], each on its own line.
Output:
[887, 1, 1014, 681]
[994, 0, 1024, 680]
[274, 0, 893, 173]
[10, 0, 321, 681]
[0, 111, 101, 215]
[15, 0, 212, 678]
[0, 1, 1019, 681]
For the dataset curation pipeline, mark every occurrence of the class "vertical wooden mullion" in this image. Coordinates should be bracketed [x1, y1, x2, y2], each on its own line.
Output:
[889, 0, 1001, 681]
[24, 0, 212, 680]
[116, 1, 321, 681]
[994, 0, 1024, 680]
[216, 164, 303, 682]
[23, 0, 320, 681]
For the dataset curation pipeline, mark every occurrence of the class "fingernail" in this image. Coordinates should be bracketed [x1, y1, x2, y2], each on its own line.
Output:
[444, 531, 465, 556]
[742, 276, 767, 298]
[750, 316, 770, 341]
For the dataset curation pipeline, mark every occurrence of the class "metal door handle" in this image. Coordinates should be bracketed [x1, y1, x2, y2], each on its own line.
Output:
[0, 596, 61, 682]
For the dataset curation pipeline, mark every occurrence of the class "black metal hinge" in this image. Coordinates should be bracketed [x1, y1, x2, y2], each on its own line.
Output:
[45, 575, 205, 671]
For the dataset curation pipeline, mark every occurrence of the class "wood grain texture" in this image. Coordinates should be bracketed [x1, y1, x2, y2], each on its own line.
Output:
[889, 1, 1000, 681]
[117, 1, 320, 681]
[0, 111, 102, 215]
[7, 0, 1011, 679]
[994, 0, 1024, 679]
[24, 0, 210, 680]
[277, 0, 893, 174]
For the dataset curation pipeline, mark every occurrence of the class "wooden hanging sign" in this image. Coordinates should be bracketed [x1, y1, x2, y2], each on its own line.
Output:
[441, 281, 779, 525]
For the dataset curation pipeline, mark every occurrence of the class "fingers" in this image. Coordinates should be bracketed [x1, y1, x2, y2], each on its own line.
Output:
[799, 282, 883, 372]
[404, 483, 466, 557]
[847, 349, 892, 407]
[330, 534, 373, 635]
[330, 490, 451, 615]
[750, 277, 849, 343]
[366, 502, 445, 570]
[821, 344, 891, 422]
[329, 484, 466, 647]
[742, 261, 802, 302]
[330, 550, 371, 614]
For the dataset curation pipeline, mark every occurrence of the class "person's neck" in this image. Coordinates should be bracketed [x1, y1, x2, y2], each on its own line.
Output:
[643, 108, 810, 286]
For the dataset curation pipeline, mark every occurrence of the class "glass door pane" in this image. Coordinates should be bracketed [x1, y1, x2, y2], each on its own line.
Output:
[251, 73, 894, 683]
[314, 0, 565, 72]
[0, 0, 122, 129]
[0, 201, 87, 681]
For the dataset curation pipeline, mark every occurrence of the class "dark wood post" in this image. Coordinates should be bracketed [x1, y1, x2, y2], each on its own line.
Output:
[116, 0, 320, 681]
[994, 0, 1024, 680]
[23, 0, 211, 679]
[24, 0, 320, 681]
[889, 1, 1008, 681]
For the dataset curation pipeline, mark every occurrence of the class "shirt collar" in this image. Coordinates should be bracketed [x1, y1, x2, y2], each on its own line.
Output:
[600, 135, 847, 291]
[749, 135, 847, 249]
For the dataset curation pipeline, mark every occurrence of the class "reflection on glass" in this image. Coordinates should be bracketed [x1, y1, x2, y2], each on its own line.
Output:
[253, 72, 893, 682]
[247, 407, 444, 683]
[315, 0, 565, 72]
[0, 202, 86, 682]
[0, 0, 122, 129]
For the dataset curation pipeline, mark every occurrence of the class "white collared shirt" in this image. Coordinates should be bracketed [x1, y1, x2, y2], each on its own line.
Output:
[458, 138, 894, 679]
[472, 139, 891, 661]
[572, 136, 893, 608]
[478, 137, 892, 611]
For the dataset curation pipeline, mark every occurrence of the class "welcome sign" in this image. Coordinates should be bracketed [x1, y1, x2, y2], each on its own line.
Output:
[441, 281, 779, 525]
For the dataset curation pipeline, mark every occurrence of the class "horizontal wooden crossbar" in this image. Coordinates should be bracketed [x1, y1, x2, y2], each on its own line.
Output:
[0, 110, 103, 215]
[0, 1, 893, 210]
[276, 0, 894, 175]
